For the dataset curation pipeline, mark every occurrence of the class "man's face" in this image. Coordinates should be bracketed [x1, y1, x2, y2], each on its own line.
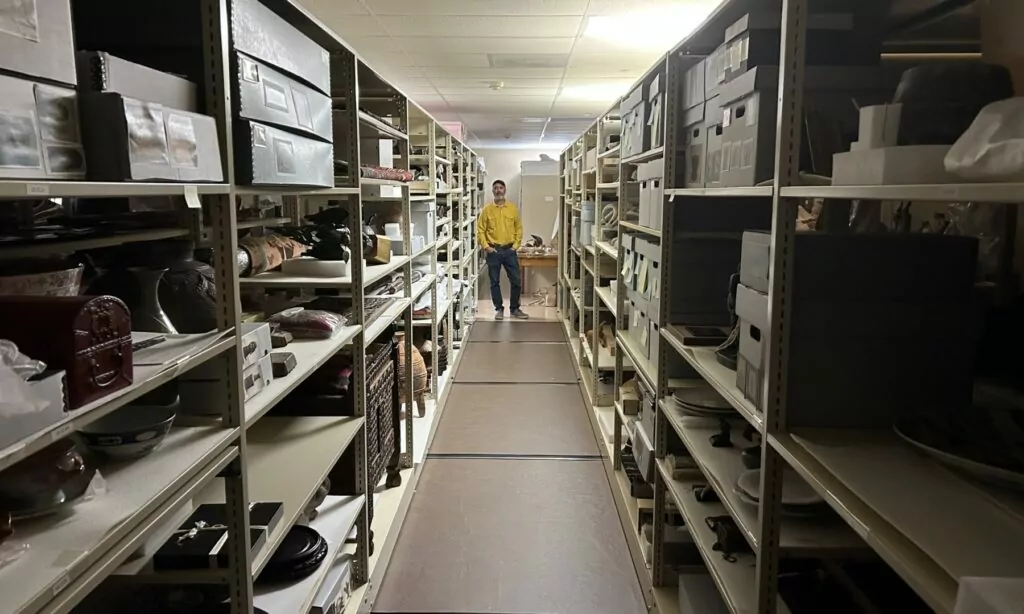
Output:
[492, 183, 506, 200]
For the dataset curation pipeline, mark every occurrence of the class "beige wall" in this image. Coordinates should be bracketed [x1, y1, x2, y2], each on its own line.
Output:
[476, 147, 562, 304]
[476, 148, 562, 238]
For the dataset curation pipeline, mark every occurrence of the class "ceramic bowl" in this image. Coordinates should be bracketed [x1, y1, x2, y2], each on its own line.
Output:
[0, 259, 83, 296]
[0, 438, 95, 519]
[79, 404, 176, 460]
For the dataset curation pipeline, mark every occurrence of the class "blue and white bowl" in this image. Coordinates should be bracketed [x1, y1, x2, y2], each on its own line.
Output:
[79, 403, 176, 460]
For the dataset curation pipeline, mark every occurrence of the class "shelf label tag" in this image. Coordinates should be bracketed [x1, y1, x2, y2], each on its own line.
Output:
[26, 183, 50, 196]
[184, 185, 201, 209]
[723, 108, 732, 128]
[52, 574, 70, 595]
[51, 421, 75, 442]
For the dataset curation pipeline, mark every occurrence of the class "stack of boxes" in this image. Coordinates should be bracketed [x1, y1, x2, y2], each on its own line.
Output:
[735, 231, 979, 428]
[0, 0, 83, 180]
[619, 85, 646, 159]
[231, 0, 334, 188]
[0, 0, 228, 183]
[620, 71, 665, 161]
[77, 51, 224, 183]
[676, 9, 892, 188]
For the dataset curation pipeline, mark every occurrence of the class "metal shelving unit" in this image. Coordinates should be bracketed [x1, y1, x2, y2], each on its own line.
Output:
[558, 1, 1022, 614]
[0, 1, 475, 613]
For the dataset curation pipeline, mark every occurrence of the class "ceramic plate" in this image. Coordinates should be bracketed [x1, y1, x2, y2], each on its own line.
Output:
[673, 386, 732, 411]
[736, 469, 824, 507]
[895, 420, 1024, 491]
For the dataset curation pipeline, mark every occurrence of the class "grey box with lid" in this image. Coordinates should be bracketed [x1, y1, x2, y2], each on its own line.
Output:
[234, 119, 333, 187]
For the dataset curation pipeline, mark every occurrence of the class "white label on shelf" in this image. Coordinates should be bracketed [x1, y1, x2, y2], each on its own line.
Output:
[723, 108, 732, 128]
[51, 421, 75, 441]
[184, 185, 201, 208]
[52, 574, 70, 595]
[545, 196, 554, 202]
[26, 183, 50, 196]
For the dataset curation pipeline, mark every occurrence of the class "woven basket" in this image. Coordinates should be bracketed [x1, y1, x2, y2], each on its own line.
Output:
[395, 332, 428, 398]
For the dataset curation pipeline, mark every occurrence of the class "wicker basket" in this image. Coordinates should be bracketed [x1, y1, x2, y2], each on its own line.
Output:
[394, 332, 428, 400]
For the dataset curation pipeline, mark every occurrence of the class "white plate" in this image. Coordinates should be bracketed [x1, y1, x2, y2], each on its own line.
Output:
[673, 386, 731, 411]
[736, 469, 824, 507]
[895, 421, 1024, 491]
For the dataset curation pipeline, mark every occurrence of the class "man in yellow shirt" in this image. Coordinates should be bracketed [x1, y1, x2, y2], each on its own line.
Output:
[476, 179, 529, 320]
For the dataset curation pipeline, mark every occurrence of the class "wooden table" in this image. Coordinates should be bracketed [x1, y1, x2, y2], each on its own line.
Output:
[517, 253, 558, 294]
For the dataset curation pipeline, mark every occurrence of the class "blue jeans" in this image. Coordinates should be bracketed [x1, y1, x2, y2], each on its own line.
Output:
[486, 247, 521, 312]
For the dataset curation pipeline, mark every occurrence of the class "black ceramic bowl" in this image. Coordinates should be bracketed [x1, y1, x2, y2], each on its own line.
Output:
[79, 403, 176, 460]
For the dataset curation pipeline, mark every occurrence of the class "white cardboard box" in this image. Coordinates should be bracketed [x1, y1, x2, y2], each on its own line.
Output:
[832, 145, 958, 185]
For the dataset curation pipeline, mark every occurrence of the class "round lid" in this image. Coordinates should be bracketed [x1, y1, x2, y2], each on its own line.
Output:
[672, 386, 732, 411]
[736, 469, 823, 506]
[268, 525, 325, 567]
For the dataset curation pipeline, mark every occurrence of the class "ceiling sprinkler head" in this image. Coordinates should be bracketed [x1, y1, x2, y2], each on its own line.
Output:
[489, 81, 505, 91]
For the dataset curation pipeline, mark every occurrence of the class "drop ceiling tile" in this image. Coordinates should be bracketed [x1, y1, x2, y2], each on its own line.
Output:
[301, 0, 368, 17]
[361, 0, 588, 15]
[430, 86, 559, 96]
[359, 51, 414, 67]
[396, 36, 574, 55]
[429, 77, 563, 88]
[418, 66, 566, 79]
[343, 36, 401, 53]
[377, 16, 583, 37]
[414, 54, 492, 68]
[320, 15, 386, 36]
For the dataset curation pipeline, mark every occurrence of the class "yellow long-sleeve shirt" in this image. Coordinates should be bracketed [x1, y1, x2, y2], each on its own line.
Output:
[477, 201, 523, 250]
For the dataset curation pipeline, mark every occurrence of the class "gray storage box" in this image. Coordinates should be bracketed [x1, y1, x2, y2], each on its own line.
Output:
[704, 44, 727, 99]
[620, 85, 647, 158]
[703, 95, 724, 188]
[232, 0, 330, 95]
[235, 120, 333, 187]
[682, 59, 706, 110]
[736, 233, 979, 428]
[634, 412, 655, 483]
[647, 73, 663, 150]
[80, 93, 223, 182]
[718, 65, 898, 187]
[77, 51, 198, 111]
[722, 12, 870, 83]
[0, 0, 76, 86]
[679, 103, 706, 188]
[235, 51, 332, 142]
[0, 74, 85, 179]
[740, 230, 770, 293]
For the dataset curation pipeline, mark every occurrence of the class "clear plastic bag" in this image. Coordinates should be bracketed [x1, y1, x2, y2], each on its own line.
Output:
[0, 340, 47, 415]
[269, 307, 345, 339]
[945, 97, 1024, 181]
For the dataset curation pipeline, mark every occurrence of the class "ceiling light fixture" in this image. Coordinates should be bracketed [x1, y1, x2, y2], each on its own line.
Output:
[585, 4, 714, 52]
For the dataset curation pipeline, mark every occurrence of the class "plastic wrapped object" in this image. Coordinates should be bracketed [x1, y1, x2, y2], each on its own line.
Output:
[0, 341, 47, 416]
[269, 308, 346, 339]
[946, 98, 1024, 181]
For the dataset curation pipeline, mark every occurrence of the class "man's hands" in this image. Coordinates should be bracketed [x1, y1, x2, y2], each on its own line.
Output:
[484, 245, 495, 254]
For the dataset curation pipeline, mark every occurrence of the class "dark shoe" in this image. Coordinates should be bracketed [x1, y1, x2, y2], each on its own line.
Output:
[511, 309, 530, 319]
[495, 310, 504, 320]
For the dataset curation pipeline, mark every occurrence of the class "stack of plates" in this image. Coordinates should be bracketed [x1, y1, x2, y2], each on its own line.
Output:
[671, 386, 736, 419]
[733, 469, 829, 517]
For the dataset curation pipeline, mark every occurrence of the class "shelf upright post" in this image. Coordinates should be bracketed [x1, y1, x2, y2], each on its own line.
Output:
[445, 133, 455, 360]
[428, 123, 439, 400]
[397, 97, 415, 470]
[651, 51, 684, 590]
[612, 135, 627, 471]
[201, 0, 252, 612]
[756, 0, 807, 612]
[337, 51, 372, 587]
